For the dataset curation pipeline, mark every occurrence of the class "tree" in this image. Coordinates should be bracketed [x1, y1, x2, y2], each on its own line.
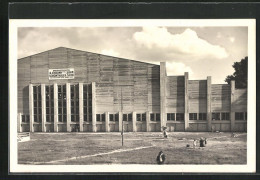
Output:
[225, 57, 248, 89]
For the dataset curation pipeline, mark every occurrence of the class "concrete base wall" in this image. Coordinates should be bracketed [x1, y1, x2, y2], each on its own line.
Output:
[21, 124, 30, 132]
[96, 124, 105, 132]
[45, 124, 54, 132]
[136, 123, 146, 132]
[109, 123, 119, 132]
[233, 123, 246, 132]
[149, 123, 161, 132]
[83, 124, 92, 132]
[33, 124, 42, 132]
[58, 124, 67, 132]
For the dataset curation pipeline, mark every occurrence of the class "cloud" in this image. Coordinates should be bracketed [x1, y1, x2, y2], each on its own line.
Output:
[166, 62, 193, 76]
[229, 37, 235, 43]
[133, 27, 228, 60]
[100, 49, 120, 57]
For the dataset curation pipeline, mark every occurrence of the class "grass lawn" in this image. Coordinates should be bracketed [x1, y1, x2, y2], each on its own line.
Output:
[18, 132, 246, 165]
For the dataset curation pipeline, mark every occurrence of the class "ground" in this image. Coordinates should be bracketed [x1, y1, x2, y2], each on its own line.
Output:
[18, 132, 247, 165]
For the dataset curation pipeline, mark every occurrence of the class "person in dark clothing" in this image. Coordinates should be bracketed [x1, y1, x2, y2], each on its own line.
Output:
[156, 151, 166, 164]
[199, 138, 205, 147]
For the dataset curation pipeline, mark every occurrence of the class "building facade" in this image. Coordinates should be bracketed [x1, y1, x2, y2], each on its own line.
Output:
[17, 47, 247, 132]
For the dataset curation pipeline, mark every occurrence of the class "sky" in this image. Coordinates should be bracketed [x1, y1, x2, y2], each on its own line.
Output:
[18, 26, 248, 84]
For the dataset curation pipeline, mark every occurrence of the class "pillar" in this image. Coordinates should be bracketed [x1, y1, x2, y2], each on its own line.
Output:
[105, 112, 110, 132]
[92, 82, 97, 132]
[119, 112, 123, 132]
[132, 112, 136, 132]
[160, 62, 167, 130]
[66, 83, 71, 132]
[53, 83, 58, 132]
[41, 84, 46, 132]
[29, 84, 34, 132]
[18, 113, 22, 132]
[230, 80, 235, 131]
[184, 72, 189, 131]
[146, 111, 150, 132]
[207, 76, 212, 131]
[79, 83, 84, 132]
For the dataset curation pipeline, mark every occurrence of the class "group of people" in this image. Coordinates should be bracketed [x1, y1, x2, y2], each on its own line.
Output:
[193, 137, 207, 148]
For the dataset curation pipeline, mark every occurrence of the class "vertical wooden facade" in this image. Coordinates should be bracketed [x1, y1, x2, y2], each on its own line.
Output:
[18, 47, 247, 132]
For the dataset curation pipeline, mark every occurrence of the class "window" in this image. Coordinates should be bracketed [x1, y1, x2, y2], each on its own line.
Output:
[189, 113, 197, 120]
[109, 114, 119, 121]
[45, 85, 54, 122]
[150, 114, 155, 121]
[245, 112, 247, 120]
[21, 115, 30, 123]
[176, 113, 184, 121]
[58, 85, 67, 122]
[156, 113, 160, 121]
[83, 84, 92, 122]
[221, 112, 230, 120]
[123, 113, 132, 121]
[71, 84, 79, 122]
[96, 114, 105, 122]
[199, 113, 207, 120]
[33, 85, 42, 122]
[212, 113, 220, 120]
[235, 112, 245, 120]
[137, 113, 146, 122]
[167, 113, 175, 121]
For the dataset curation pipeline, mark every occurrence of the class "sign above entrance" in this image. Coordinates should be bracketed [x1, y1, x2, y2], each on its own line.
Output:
[49, 68, 75, 80]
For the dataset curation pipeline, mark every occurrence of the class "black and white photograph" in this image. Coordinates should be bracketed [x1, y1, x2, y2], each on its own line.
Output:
[9, 19, 256, 173]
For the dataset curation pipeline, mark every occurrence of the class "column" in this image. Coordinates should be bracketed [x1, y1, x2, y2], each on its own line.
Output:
[66, 83, 71, 132]
[17, 113, 22, 132]
[79, 83, 84, 132]
[92, 82, 97, 132]
[146, 111, 150, 132]
[29, 84, 34, 132]
[230, 80, 235, 131]
[184, 72, 189, 131]
[105, 112, 110, 132]
[132, 112, 136, 132]
[53, 83, 58, 132]
[160, 62, 167, 130]
[119, 112, 123, 132]
[207, 76, 212, 131]
[41, 84, 46, 132]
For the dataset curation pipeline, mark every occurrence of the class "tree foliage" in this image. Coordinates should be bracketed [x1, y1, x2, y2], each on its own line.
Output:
[225, 57, 248, 89]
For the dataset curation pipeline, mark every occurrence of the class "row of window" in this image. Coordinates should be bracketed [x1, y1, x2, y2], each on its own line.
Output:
[21, 112, 248, 123]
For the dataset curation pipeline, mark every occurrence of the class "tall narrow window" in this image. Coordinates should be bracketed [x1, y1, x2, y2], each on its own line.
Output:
[123, 114, 132, 121]
[221, 112, 230, 120]
[212, 113, 220, 120]
[189, 113, 197, 120]
[83, 84, 92, 122]
[136, 113, 146, 122]
[45, 85, 54, 122]
[176, 113, 184, 121]
[235, 112, 244, 120]
[71, 84, 79, 122]
[33, 85, 42, 122]
[58, 85, 67, 122]
[199, 113, 207, 120]
[167, 113, 175, 121]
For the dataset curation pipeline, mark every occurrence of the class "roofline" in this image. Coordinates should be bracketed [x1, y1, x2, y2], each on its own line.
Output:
[18, 47, 159, 66]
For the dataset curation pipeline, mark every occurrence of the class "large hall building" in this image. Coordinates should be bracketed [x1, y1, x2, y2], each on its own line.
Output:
[17, 47, 247, 133]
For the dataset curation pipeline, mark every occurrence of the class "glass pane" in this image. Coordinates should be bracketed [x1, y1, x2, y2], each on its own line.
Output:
[137, 114, 141, 121]
[142, 113, 146, 121]
[58, 115, 62, 122]
[115, 114, 119, 121]
[156, 113, 160, 121]
[128, 114, 132, 121]
[123, 114, 127, 121]
[63, 115, 67, 122]
[150, 114, 154, 121]
[167, 113, 171, 120]
[109, 114, 114, 121]
[102, 114, 105, 122]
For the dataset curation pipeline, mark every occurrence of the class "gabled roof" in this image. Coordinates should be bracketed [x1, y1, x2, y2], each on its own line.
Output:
[18, 47, 159, 66]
